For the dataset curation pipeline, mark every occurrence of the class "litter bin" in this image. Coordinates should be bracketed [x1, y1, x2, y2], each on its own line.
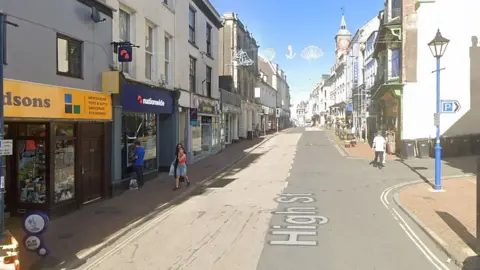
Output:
[401, 140, 415, 159]
[416, 139, 430, 158]
[458, 135, 472, 156]
[441, 137, 457, 157]
[471, 134, 480, 154]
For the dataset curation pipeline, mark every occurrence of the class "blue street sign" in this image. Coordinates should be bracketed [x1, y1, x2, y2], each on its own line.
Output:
[440, 100, 461, 113]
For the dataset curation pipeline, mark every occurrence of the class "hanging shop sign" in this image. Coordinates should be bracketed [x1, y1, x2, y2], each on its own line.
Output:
[198, 102, 217, 114]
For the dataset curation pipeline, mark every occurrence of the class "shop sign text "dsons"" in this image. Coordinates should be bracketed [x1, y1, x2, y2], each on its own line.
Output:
[137, 95, 165, 107]
[4, 92, 51, 108]
[269, 193, 328, 246]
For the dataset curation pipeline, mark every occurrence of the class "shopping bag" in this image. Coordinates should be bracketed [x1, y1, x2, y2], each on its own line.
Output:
[168, 164, 175, 176]
[129, 178, 138, 190]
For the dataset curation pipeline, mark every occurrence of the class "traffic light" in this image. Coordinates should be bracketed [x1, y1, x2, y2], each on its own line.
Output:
[118, 46, 132, 62]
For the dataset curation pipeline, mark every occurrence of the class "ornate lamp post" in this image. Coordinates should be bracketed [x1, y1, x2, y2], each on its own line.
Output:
[428, 29, 450, 191]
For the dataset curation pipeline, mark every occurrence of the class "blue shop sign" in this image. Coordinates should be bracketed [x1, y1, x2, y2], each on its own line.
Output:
[346, 104, 353, 111]
[121, 84, 174, 114]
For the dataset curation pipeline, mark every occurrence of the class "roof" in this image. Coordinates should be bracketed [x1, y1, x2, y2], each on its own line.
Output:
[258, 56, 275, 87]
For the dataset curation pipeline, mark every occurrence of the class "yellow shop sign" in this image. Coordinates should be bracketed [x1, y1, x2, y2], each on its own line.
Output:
[4, 80, 112, 120]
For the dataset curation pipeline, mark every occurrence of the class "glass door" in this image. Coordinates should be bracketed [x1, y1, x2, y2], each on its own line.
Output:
[201, 116, 212, 153]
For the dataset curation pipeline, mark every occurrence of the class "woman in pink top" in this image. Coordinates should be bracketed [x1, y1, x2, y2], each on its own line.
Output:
[174, 147, 189, 190]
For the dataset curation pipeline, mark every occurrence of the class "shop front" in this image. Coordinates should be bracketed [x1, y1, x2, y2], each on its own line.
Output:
[220, 88, 241, 145]
[221, 103, 241, 145]
[117, 81, 175, 187]
[190, 95, 221, 162]
[376, 90, 401, 154]
[3, 79, 112, 217]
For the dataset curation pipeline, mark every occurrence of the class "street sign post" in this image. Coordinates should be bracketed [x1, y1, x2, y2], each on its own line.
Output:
[440, 100, 461, 113]
[276, 108, 281, 132]
[0, 13, 19, 242]
[0, 140, 13, 156]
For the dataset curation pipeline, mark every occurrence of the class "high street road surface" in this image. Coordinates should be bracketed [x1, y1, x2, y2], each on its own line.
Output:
[77, 128, 459, 270]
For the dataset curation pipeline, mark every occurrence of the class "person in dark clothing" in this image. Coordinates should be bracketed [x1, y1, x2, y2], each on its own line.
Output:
[133, 141, 145, 188]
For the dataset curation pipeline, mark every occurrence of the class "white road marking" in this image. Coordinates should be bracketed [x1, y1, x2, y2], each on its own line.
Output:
[80, 203, 182, 270]
[333, 145, 346, 156]
[380, 183, 451, 270]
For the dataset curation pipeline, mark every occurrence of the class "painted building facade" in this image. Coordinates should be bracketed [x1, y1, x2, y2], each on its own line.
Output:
[399, 0, 480, 157]
[176, 0, 222, 162]
[102, 0, 179, 192]
[2, 0, 114, 216]
[219, 12, 261, 140]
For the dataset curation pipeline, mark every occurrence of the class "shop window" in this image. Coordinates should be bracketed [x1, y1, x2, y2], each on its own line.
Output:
[122, 112, 157, 174]
[17, 139, 47, 204]
[192, 122, 202, 157]
[18, 124, 46, 137]
[54, 140, 75, 203]
[212, 117, 219, 149]
[55, 123, 74, 137]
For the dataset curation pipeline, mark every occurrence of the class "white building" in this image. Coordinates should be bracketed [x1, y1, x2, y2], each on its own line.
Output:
[296, 101, 307, 126]
[363, 28, 379, 140]
[258, 57, 279, 132]
[109, 0, 175, 84]
[346, 15, 379, 139]
[175, 0, 223, 161]
[329, 14, 352, 118]
[271, 63, 291, 129]
[398, 0, 480, 155]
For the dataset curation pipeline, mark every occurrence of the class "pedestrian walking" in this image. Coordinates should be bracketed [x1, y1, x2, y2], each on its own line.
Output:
[133, 141, 145, 188]
[172, 143, 184, 181]
[173, 145, 190, 190]
[372, 132, 386, 169]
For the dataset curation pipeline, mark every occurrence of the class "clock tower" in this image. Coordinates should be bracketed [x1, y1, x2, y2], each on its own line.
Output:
[335, 13, 351, 63]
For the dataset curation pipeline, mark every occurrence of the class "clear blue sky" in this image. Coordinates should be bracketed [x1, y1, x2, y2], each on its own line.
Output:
[210, 0, 383, 106]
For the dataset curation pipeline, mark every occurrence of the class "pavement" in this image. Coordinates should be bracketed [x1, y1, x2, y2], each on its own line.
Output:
[397, 177, 478, 268]
[72, 127, 462, 270]
[10, 132, 281, 270]
[325, 129, 397, 161]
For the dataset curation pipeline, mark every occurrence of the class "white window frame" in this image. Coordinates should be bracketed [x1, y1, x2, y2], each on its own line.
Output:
[188, 6, 196, 44]
[118, 9, 132, 74]
[145, 21, 155, 81]
[164, 34, 171, 86]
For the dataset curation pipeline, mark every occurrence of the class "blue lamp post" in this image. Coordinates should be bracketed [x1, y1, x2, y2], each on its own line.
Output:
[428, 29, 450, 191]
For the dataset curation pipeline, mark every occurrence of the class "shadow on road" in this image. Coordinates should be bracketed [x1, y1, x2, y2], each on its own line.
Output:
[396, 159, 435, 188]
[15, 137, 269, 270]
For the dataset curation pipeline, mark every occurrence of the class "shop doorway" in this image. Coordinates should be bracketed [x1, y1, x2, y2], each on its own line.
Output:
[79, 123, 104, 204]
[80, 138, 102, 203]
[201, 116, 212, 152]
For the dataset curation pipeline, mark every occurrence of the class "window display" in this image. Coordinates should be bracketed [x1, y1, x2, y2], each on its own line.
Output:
[122, 112, 157, 173]
[18, 140, 47, 204]
[201, 116, 212, 152]
[55, 123, 74, 137]
[192, 124, 202, 156]
[212, 118, 219, 149]
[54, 140, 75, 203]
[18, 124, 46, 137]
